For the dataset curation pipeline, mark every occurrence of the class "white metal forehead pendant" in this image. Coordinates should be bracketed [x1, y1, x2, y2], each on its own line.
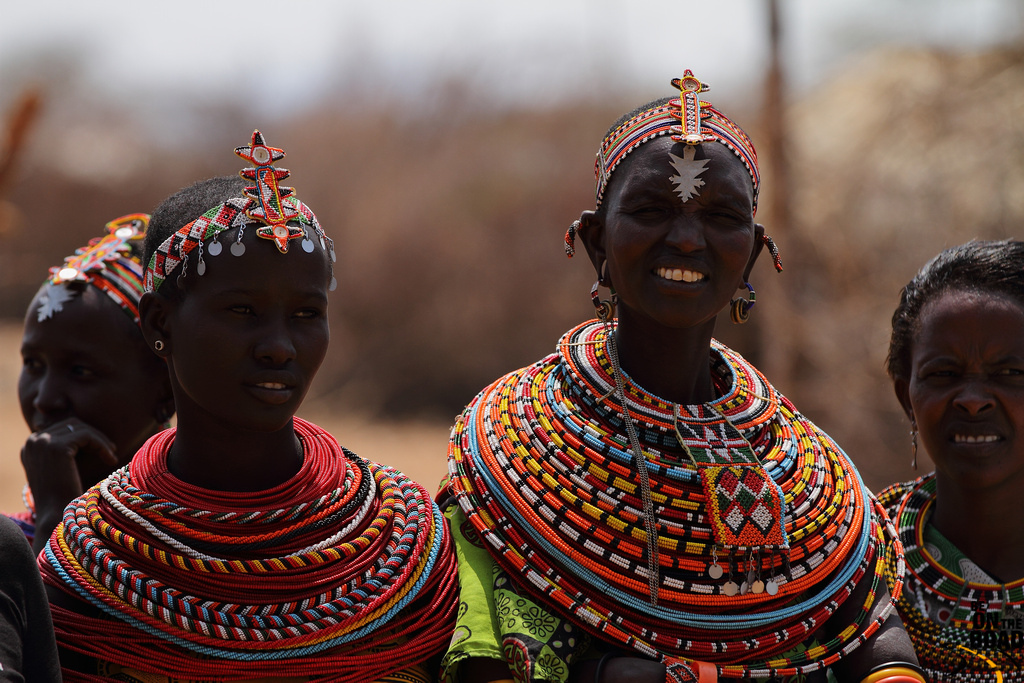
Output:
[668, 146, 709, 203]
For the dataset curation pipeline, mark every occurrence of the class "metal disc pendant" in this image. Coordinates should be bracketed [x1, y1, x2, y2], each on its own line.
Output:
[208, 240, 222, 256]
[330, 248, 337, 263]
[708, 564, 724, 580]
[302, 238, 314, 253]
[751, 579, 765, 594]
[319, 235, 326, 249]
[740, 580, 749, 595]
[197, 261, 206, 276]
[723, 581, 739, 596]
[766, 580, 779, 596]
[329, 276, 337, 292]
[230, 241, 245, 257]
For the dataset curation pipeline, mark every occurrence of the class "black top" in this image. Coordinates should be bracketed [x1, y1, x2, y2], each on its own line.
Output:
[0, 515, 59, 682]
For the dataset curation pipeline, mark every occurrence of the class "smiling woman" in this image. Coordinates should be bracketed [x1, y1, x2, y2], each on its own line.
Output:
[37, 131, 458, 682]
[440, 71, 921, 683]
[880, 240, 1024, 682]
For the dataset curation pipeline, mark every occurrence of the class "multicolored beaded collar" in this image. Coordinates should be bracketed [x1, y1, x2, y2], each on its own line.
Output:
[594, 70, 759, 211]
[880, 475, 1024, 682]
[447, 319, 905, 679]
[144, 130, 335, 293]
[37, 213, 148, 324]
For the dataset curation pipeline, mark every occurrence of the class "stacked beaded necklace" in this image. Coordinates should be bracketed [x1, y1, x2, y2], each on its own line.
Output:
[448, 320, 905, 680]
[41, 418, 459, 680]
[880, 475, 1024, 682]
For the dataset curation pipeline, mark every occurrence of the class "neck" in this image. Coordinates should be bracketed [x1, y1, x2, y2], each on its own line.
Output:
[931, 472, 1024, 582]
[612, 308, 718, 405]
[167, 415, 304, 492]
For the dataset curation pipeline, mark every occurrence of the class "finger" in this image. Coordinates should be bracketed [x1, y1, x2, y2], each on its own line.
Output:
[43, 419, 119, 467]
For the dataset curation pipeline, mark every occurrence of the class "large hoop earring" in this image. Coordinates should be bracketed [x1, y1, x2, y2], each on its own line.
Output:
[730, 282, 756, 324]
[591, 281, 617, 323]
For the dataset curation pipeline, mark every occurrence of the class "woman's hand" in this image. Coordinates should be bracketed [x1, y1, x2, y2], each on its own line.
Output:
[21, 418, 117, 553]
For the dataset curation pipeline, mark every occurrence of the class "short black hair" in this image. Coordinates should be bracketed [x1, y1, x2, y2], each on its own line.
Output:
[142, 176, 246, 298]
[887, 239, 1024, 383]
[143, 176, 246, 273]
[603, 96, 673, 140]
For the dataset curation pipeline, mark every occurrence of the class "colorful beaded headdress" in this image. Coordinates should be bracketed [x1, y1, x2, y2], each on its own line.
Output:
[595, 70, 759, 210]
[144, 130, 335, 293]
[36, 213, 148, 324]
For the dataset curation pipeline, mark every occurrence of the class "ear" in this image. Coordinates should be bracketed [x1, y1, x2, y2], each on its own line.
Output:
[139, 291, 174, 358]
[743, 223, 766, 282]
[894, 378, 914, 423]
[577, 210, 607, 283]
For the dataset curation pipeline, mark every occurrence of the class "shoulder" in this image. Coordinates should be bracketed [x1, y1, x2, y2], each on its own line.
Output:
[0, 515, 35, 575]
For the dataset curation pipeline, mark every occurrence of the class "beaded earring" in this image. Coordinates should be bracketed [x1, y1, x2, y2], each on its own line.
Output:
[730, 282, 756, 324]
[590, 281, 617, 323]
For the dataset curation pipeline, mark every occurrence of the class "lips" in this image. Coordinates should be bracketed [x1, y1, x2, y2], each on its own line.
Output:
[952, 433, 1001, 444]
[245, 375, 298, 405]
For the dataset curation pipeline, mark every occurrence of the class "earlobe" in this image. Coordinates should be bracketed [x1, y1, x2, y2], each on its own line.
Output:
[894, 378, 914, 421]
[139, 292, 173, 357]
[744, 224, 767, 281]
[577, 210, 607, 281]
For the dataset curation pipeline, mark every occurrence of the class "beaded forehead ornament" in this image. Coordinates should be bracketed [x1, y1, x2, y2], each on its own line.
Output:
[37, 213, 148, 323]
[595, 70, 759, 209]
[144, 130, 335, 293]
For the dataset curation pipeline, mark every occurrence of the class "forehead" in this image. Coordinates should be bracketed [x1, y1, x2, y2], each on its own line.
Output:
[181, 229, 332, 298]
[23, 285, 139, 356]
[607, 137, 754, 207]
[915, 289, 1024, 353]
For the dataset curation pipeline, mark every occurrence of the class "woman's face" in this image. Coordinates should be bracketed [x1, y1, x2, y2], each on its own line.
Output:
[585, 137, 760, 331]
[898, 289, 1024, 492]
[147, 228, 331, 435]
[19, 285, 169, 481]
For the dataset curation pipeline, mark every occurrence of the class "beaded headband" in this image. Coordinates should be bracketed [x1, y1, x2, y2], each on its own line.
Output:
[37, 213, 148, 324]
[144, 130, 335, 293]
[594, 71, 759, 210]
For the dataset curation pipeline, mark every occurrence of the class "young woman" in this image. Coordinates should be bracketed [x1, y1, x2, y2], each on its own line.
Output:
[881, 240, 1024, 682]
[441, 72, 920, 683]
[40, 131, 458, 681]
[14, 214, 175, 552]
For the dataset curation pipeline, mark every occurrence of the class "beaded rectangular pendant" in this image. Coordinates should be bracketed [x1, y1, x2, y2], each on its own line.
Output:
[674, 406, 788, 551]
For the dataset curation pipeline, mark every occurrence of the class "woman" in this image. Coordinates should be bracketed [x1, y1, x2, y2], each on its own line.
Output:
[442, 72, 921, 683]
[14, 214, 175, 552]
[40, 130, 458, 681]
[881, 240, 1024, 682]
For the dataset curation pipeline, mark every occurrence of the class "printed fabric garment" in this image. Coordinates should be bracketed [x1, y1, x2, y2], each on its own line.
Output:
[442, 320, 901, 683]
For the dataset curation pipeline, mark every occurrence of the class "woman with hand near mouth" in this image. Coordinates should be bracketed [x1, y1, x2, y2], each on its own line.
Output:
[441, 71, 920, 683]
[12, 214, 175, 553]
[40, 131, 458, 681]
[881, 240, 1024, 681]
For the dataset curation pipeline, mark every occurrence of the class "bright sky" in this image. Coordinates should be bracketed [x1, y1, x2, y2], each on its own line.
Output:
[1, 0, 1021, 118]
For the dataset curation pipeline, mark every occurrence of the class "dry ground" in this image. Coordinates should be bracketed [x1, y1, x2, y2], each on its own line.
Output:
[0, 322, 453, 516]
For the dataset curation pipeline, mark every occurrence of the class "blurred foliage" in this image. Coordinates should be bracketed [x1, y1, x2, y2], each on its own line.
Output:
[3, 45, 1024, 492]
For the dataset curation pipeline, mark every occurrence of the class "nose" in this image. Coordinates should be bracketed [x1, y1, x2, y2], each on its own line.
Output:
[253, 319, 296, 366]
[30, 370, 70, 422]
[664, 213, 706, 252]
[952, 377, 995, 416]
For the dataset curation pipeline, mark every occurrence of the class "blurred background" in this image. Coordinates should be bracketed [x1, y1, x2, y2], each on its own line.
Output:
[2, 0, 1023, 511]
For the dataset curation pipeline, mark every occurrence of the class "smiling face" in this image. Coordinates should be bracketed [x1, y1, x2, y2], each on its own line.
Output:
[147, 227, 331, 435]
[582, 137, 761, 333]
[897, 289, 1024, 492]
[19, 285, 170, 481]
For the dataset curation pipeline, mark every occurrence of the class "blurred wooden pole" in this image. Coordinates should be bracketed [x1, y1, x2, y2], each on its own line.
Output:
[756, 0, 793, 384]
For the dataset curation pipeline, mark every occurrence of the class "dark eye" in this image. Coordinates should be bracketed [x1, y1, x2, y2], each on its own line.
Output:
[229, 304, 255, 315]
[995, 367, 1024, 376]
[293, 308, 322, 320]
[70, 364, 96, 379]
[21, 357, 43, 373]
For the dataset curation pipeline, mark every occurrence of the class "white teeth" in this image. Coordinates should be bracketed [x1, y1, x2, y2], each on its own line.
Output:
[257, 382, 286, 390]
[953, 434, 999, 443]
[656, 267, 704, 283]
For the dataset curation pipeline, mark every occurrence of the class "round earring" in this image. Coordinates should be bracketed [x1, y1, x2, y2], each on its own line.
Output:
[730, 282, 756, 324]
[154, 340, 165, 352]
